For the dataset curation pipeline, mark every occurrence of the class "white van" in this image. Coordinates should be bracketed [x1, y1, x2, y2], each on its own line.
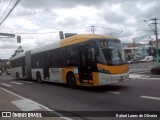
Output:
[140, 56, 153, 62]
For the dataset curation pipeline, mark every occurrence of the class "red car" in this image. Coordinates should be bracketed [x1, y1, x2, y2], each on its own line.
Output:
[151, 66, 160, 74]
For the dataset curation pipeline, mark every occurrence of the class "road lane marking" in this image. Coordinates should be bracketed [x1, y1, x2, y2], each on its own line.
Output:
[0, 87, 73, 120]
[129, 74, 160, 80]
[0, 86, 24, 99]
[140, 96, 160, 101]
[130, 71, 149, 74]
[129, 74, 146, 79]
[107, 91, 121, 94]
[148, 66, 153, 68]
[22, 81, 34, 83]
[10, 81, 23, 85]
[1, 83, 12, 87]
[15, 81, 34, 84]
[145, 76, 149, 78]
[12, 98, 43, 111]
[136, 78, 160, 80]
[60, 117, 73, 120]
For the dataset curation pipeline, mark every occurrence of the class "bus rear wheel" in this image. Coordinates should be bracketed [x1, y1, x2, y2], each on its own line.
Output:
[37, 72, 42, 83]
[67, 73, 77, 88]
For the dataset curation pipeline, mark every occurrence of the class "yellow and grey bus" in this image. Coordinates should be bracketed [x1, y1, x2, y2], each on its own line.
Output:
[10, 34, 129, 88]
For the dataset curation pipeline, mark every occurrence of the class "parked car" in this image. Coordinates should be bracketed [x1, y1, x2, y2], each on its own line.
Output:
[126, 58, 141, 64]
[140, 56, 153, 63]
[150, 65, 160, 74]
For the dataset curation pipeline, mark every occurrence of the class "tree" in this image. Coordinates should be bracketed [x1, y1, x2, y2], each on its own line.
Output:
[11, 46, 24, 58]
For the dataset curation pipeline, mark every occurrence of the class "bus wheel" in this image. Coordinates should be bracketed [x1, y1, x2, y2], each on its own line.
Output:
[16, 72, 19, 79]
[67, 73, 77, 88]
[37, 72, 42, 83]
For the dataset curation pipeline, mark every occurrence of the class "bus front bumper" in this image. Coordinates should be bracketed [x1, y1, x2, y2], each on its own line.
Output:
[98, 72, 129, 86]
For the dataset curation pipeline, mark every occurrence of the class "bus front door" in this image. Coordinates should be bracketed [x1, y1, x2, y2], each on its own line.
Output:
[78, 45, 93, 83]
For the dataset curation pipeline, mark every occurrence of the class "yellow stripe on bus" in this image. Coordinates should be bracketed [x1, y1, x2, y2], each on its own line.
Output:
[92, 72, 99, 86]
[97, 64, 129, 74]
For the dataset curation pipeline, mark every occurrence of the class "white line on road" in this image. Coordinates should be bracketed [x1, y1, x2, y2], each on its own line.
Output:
[21, 81, 34, 83]
[148, 66, 153, 68]
[0, 87, 73, 120]
[10, 81, 23, 85]
[129, 74, 146, 79]
[129, 74, 160, 80]
[1, 83, 12, 87]
[135, 77, 160, 80]
[60, 117, 73, 120]
[140, 96, 160, 101]
[107, 91, 121, 94]
[12, 98, 43, 111]
[145, 76, 150, 78]
[129, 70, 150, 73]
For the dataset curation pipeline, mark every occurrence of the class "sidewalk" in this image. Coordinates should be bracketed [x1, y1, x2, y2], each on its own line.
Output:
[0, 87, 70, 120]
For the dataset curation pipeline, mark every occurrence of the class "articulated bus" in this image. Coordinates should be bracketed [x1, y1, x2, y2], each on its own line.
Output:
[10, 34, 129, 88]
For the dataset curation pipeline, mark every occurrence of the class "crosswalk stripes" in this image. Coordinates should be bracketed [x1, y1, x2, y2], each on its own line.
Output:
[10, 81, 23, 85]
[1, 83, 12, 87]
[129, 74, 146, 79]
[0, 81, 33, 87]
[19, 81, 34, 84]
[129, 73, 160, 80]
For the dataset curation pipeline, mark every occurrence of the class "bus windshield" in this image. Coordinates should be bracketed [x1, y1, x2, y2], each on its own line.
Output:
[98, 39, 125, 65]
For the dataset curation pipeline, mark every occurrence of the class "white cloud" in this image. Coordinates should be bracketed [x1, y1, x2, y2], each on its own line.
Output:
[7, 18, 40, 30]
[0, 0, 160, 59]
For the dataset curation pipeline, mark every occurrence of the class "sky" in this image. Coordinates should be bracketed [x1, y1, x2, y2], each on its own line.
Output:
[0, 0, 160, 59]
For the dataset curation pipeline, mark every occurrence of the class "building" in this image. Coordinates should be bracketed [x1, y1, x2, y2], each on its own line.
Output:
[122, 40, 159, 60]
[123, 43, 139, 60]
[151, 39, 160, 49]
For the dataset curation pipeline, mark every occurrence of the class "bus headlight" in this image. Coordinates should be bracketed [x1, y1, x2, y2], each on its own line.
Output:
[98, 68, 110, 74]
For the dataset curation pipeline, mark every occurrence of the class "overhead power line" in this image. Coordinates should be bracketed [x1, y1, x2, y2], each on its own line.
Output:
[94, 26, 124, 31]
[0, 0, 21, 26]
[0, 0, 13, 21]
[15, 26, 91, 35]
[144, 20, 154, 32]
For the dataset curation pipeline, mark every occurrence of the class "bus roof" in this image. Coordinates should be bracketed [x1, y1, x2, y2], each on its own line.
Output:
[10, 52, 25, 60]
[60, 34, 115, 47]
[31, 34, 116, 54]
[11, 34, 117, 59]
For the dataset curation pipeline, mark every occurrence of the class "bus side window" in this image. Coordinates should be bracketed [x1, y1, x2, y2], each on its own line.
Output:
[88, 45, 97, 62]
[66, 46, 75, 66]
[88, 48, 94, 62]
[61, 48, 65, 67]
[70, 47, 76, 66]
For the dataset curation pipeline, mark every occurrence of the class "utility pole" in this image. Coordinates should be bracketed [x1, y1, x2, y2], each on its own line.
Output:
[150, 17, 159, 65]
[91, 25, 95, 34]
[144, 18, 159, 65]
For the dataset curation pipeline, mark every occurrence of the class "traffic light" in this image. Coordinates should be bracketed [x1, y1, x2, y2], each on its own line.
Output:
[59, 31, 64, 39]
[17, 35, 21, 43]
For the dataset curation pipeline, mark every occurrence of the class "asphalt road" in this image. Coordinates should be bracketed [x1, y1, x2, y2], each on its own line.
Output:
[0, 63, 160, 120]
